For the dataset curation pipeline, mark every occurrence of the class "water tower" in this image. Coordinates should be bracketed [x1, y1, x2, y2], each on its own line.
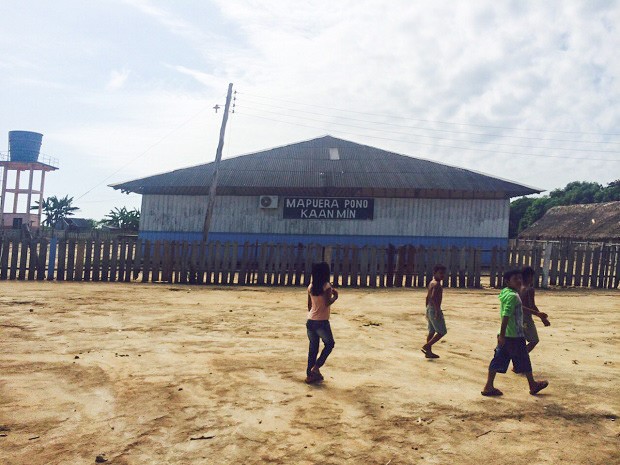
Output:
[0, 131, 59, 230]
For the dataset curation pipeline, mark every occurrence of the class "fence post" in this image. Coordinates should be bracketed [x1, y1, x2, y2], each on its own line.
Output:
[541, 242, 552, 288]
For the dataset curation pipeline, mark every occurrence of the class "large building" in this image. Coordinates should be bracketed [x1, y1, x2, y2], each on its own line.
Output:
[111, 136, 539, 248]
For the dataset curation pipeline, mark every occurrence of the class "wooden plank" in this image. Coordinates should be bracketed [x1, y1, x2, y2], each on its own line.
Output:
[27, 241, 37, 281]
[132, 240, 143, 281]
[341, 245, 351, 287]
[116, 239, 126, 283]
[303, 244, 313, 287]
[565, 243, 575, 287]
[275, 243, 285, 286]
[83, 240, 93, 282]
[101, 240, 111, 282]
[574, 245, 584, 287]
[37, 238, 48, 281]
[349, 245, 359, 287]
[109, 239, 119, 282]
[376, 246, 386, 288]
[358, 246, 368, 288]
[590, 246, 600, 288]
[141, 241, 151, 283]
[237, 242, 248, 285]
[474, 248, 482, 288]
[150, 240, 161, 283]
[581, 246, 593, 289]
[596, 245, 608, 289]
[74, 241, 85, 281]
[66, 240, 76, 281]
[10, 240, 20, 280]
[211, 241, 221, 285]
[229, 241, 239, 285]
[126, 240, 136, 282]
[57, 240, 67, 281]
[394, 246, 405, 288]
[91, 239, 101, 282]
[47, 238, 57, 281]
[0, 238, 9, 280]
[458, 247, 466, 288]
[369, 246, 378, 288]
[177, 241, 188, 284]
[490, 246, 498, 288]
[612, 245, 620, 289]
[18, 241, 29, 280]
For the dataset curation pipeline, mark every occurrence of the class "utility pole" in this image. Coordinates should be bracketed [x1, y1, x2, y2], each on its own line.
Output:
[203, 82, 233, 242]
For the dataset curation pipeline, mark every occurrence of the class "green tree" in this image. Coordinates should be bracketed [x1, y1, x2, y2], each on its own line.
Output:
[31, 195, 80, 227]
[103, 207, 140, 231]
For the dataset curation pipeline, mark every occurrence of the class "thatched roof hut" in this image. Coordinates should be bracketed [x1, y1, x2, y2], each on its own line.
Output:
[519, 201, 620, 242]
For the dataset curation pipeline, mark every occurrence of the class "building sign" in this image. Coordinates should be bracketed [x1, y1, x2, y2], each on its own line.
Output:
[283, 197, 374, 220]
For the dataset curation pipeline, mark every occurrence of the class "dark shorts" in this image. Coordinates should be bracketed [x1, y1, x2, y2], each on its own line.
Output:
[489, 337, 532, 374]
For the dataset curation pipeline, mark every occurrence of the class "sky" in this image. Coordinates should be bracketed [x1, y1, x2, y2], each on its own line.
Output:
[1, 0, 619, 220]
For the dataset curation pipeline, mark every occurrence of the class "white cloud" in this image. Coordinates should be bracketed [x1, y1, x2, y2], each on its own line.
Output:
[106, 69, 131, 91]
[1, 0, 619, 219]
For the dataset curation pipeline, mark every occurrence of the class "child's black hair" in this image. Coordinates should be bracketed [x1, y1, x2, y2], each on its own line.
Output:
[503, 269, 522, 286]
[433, 264, 447, 274]
[521, 266, 536, 279]
[311, 262, 331, 296]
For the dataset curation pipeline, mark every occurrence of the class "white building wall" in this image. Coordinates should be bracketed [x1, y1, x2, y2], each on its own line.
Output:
[141, 195, 509, 238]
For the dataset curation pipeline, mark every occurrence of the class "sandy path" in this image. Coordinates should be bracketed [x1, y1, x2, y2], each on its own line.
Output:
[0, 282, 618, 464]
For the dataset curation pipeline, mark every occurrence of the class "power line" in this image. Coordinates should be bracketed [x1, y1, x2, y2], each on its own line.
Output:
[75, 104, 213, 201]
[239, 97, 620, 146]
[237, 91, 620, 137]
[237, 103, 620, 155]
[235, 110, 620, 162]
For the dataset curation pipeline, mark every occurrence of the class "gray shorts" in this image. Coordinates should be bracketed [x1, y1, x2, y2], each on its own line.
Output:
[523, 316, 539, 344]
[426, 305, 447, 336]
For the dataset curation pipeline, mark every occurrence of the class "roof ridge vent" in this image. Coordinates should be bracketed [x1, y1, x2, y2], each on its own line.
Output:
[329, 148, 340, 160]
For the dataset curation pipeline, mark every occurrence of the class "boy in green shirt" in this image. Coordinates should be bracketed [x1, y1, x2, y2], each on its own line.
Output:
[481, 270, 549, 397]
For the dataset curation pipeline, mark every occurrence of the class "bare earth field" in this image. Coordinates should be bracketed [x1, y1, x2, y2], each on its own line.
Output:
[0, 282, 618, 465]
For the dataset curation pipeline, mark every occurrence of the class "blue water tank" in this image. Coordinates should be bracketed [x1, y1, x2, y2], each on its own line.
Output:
[9, 131, 43, 162]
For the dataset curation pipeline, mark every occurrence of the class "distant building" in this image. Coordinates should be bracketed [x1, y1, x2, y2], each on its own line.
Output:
[111, 136, 539, 249]
[56, 217, 94, 232]
[519, 201, 620, 242]
[0, 131, 58, 229]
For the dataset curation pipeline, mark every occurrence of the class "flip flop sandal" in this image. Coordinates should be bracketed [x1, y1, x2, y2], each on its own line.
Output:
[481, 388, 503, 397]
[529, 381, 549, 395]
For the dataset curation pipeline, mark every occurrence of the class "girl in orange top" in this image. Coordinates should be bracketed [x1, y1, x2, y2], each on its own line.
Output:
[305, 262, 338, 384]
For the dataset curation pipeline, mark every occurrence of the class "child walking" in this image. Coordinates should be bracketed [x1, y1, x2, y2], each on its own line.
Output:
[482, 269, 549, 397]
[519, 266, 551, 353]
[305, 262, 338, 384]
[421, 264, 447, 359]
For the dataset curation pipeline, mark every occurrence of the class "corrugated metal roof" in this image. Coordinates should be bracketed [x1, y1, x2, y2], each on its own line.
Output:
[110, 135, 540, 198]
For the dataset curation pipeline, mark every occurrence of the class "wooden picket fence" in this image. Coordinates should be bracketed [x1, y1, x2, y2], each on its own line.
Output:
[489, 242, 620, 289]
[0, 237, 617, 289]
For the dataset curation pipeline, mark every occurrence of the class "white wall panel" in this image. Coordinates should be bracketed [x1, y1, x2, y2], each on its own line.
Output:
[141, 195, 510, 238]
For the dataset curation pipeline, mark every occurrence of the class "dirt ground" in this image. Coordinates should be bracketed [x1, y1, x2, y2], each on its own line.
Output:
[0, 282, 618, 465]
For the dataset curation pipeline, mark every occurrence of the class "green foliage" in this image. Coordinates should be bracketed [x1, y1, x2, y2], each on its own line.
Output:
[509, 180, 620, 238]
[103, 207, 140, 231]
[31, 195, 79, 227]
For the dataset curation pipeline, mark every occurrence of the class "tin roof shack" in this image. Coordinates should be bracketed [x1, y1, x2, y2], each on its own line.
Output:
[519, 202, 620, 242]
[110, 136, 540, 251]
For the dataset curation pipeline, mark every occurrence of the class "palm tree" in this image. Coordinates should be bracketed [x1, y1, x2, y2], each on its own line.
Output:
[31, 195, 80, 227]
[103, 207, 140, 231]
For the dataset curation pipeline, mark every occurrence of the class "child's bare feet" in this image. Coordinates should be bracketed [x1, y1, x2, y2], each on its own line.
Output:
[529, 380, 549, 395]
